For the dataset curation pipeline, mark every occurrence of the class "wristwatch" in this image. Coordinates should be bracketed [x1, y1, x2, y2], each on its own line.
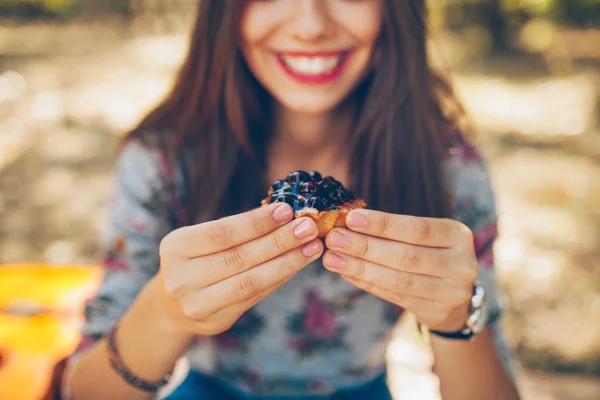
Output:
[428, 283, 488, 341]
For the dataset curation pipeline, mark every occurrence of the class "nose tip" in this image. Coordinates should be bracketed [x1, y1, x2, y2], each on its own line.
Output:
[291, 0, 334, 40]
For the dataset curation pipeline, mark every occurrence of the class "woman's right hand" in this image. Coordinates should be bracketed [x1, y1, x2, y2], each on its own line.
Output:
[150, 203, 322, 336]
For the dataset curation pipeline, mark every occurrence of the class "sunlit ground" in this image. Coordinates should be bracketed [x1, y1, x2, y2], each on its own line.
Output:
[0, 18, 599, 400]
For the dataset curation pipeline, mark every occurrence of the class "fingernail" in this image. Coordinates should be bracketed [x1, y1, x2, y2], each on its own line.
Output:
[301, 241, 321, 258]
[273, 204, 293, 223]
[328, 231, 350, 249]
[325, 252, 347, 271]
[294, 220, 315, 239]
[347, 210, 368, 228]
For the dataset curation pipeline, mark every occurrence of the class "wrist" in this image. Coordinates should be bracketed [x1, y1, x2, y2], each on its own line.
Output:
[425, 283, 488, 341]
[426, 301, 471, 333]
[97, 276, 194, 390]
[139, 276, 194, 343]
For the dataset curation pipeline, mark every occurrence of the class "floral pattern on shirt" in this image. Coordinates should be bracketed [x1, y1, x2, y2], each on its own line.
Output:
[286, 289, 349, 358]
[215, 309, 265, 353]
[103, 235, 128, 271]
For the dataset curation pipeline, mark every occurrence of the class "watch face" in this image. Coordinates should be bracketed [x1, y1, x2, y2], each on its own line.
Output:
[474, 301, 489, 334]
[467, 284, 488, 335]
[466, 309, 481, 332]
[471, 285, 485, 309]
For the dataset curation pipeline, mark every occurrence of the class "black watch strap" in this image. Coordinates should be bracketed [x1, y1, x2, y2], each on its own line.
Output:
[428, 326, 474, 340]
[417, 322, 474, 341]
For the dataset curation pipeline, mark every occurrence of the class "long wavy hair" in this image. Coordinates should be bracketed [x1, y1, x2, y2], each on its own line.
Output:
[126, 0, 463, 224]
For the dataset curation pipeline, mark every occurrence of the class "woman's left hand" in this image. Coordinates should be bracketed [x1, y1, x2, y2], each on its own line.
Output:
[323, 209, 478, 332]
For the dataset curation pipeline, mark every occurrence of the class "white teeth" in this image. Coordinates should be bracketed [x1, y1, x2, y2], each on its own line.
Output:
[281, 55, 341, 75]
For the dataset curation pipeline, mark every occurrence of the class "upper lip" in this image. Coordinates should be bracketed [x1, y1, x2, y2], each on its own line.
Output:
[276, 50, 350, 57]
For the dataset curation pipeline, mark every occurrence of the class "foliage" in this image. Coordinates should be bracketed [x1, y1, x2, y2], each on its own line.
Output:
[428, 0, 599, 52]
[0, 0, 78, 16]
[0, 0, 598, 26]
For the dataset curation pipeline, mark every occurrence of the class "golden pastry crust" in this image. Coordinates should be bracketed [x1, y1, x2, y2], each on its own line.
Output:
[294, 198, 367, 237]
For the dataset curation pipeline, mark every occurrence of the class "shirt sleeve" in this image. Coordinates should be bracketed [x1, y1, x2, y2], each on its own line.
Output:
[82, 139, 178, 341]
[60, 140, 187, 399]
[448, 138, 519, 380]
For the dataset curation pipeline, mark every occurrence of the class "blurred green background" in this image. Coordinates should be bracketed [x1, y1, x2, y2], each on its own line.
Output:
[0, 1, 598, 399]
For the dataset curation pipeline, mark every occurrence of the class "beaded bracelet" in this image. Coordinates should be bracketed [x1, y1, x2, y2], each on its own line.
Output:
[106, 322, 172, 393]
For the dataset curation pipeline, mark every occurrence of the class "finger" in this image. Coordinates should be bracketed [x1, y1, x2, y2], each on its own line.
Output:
[322, 251, 462, 303]
[161, 203, 294, 259]
[188, 270, 299, 335]
[344, 209, 468, 248]
[341, 275, 446, 318]
[179, 239, 324, 319]
[175, 217, 319, 289]
[217, 264, 299, 318]
[326, 228, 466, 279]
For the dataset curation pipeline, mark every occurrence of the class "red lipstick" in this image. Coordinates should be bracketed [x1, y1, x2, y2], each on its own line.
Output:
[275, 51, 352, 84]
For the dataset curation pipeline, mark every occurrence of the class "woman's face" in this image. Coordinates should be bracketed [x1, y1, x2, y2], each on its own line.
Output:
[241, 0, 382, 114]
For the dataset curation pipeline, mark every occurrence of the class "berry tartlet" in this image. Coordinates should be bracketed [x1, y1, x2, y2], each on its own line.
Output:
[261, 171, 367, 237]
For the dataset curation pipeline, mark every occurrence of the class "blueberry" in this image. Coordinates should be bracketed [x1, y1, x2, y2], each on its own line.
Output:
[293, 199, 305, 211]
[281, 183, 293, 193]
[306, 197, 327, 211]
[309, 171, 322, 182]
[323, 200, 336, 210]
[329, 194, 341, 204]
[287, 171, 311, 184]
[271, 171, 354, 211]
[338, 190, 352, 203]
[316, 183, 329, 195]
[273, 193, 297, 206]
[271, 180, 286, 192]
[317, 178, 341, 196]
[298, 181, 316, 196]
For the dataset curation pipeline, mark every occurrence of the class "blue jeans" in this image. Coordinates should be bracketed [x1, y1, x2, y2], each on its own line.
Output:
[163, 370, 392, 400]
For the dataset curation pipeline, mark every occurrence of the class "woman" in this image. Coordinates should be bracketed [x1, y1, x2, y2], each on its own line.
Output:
[63, 1, 520, 399]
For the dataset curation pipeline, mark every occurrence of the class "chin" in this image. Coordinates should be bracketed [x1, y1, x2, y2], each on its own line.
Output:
[277, 94, 343, 115]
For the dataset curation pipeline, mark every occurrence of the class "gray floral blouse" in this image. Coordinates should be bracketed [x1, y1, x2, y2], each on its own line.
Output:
[72, 133, 515, 397]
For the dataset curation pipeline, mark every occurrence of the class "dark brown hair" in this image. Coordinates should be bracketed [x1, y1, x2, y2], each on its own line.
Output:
[127, 0, 462, 225]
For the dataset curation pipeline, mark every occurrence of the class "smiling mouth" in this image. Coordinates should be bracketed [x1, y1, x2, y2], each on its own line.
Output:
[276, 52, 349, 76]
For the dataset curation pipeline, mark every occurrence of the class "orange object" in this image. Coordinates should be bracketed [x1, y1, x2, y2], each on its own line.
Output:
[0, 263, 102, 309]
[0, 351, 57, 400]
[0, 314, 79, 400]
[0, 264, 103, 400]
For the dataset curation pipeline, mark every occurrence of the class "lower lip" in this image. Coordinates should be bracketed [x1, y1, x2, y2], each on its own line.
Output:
[275, 53, 351, 84]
